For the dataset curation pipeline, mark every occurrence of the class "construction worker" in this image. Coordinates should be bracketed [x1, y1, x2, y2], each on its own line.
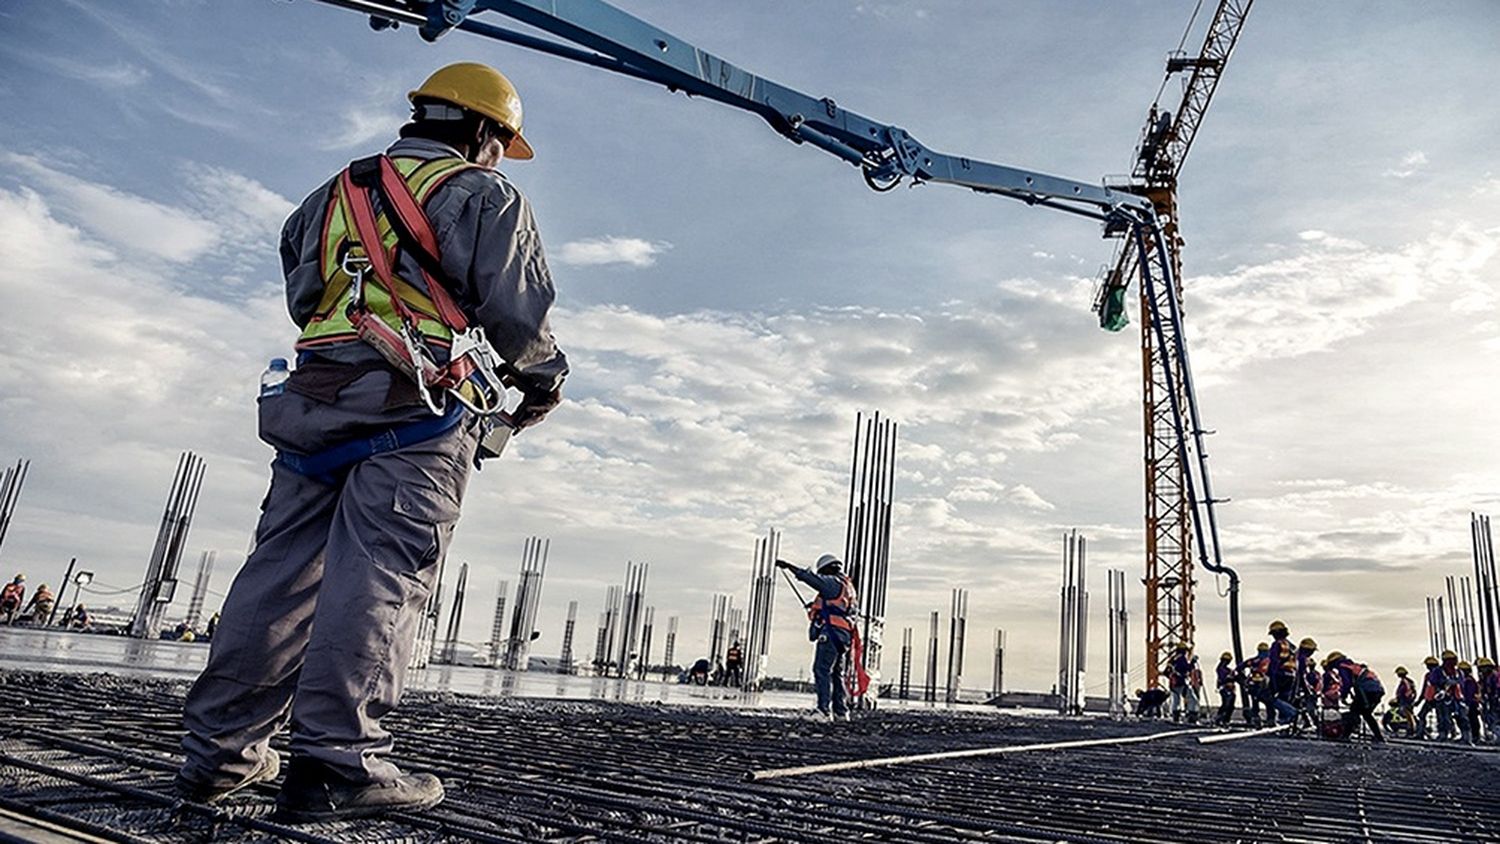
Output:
[1239, 641, 1271, 727]
[177, 63, 567, 823]
[1264, 620, 1297, 723]
[1436, 650, 1469, 743]
[1293, 637, 1320, 723]
[1478, 658, 1500, 743]
[1214, 651, 1237, 726]
[1134, 686, 1169, 718]
[1459, 661, 1481, 744]
[723, 640, 745, 687]
[1322, 651, 1385, 743]
[1166, 643, 1199, 723]
[1416, 655, 1442, 739]
[0, 574, 25, 624]
[62, 603, 90, 630]
[1383, 665, 1417, 737]
[775, 555, 856, 720]
[21, 583, 54, 625]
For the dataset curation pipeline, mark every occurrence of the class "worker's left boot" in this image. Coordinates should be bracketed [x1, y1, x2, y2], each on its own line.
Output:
[176, 751, 281, 804]
[274, 756, 444, 823]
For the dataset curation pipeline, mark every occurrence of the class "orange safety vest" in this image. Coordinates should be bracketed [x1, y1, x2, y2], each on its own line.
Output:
[808, 576, 857, 633]
[0, 583, 22, 606]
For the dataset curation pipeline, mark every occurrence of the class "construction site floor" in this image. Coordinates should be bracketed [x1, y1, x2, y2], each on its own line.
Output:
[0, 671, 1494, 843]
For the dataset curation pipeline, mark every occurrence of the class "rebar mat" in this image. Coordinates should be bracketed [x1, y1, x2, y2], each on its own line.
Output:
[0, 671, 1494, 843]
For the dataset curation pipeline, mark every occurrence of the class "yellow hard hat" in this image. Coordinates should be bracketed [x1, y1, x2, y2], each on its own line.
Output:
[1479, 658, 1496, 670]
[1220, 651, 1233, 661]
[1395, 666, 1408, 675]
[1442, 649, 1457, 661]
[1424, 656, 1440, 666]
[409, 62, 534, 160]
[1256, 641, 1269, 651]
[1268, 619, 1288, 634]
[1299, 637, 1317, 650]
[1459, 660, 1472, 671]
[1324, 650, 1345, 665]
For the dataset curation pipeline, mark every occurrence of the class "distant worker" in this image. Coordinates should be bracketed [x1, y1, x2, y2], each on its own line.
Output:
[724, 640, 745, 688]
[1459, 661, 1481, 744]
[1382, 665, 1417, 737]
[22, 583, 54, 625]
[1214, 651, 1237, 727]
[1135, 686, 1169, 719]
[776, 555, 857, 721]
[1, 574, 25, 624]
[688, 658, 711, 685]
[204, 612, 219, 641]
[1478, 658, 1500, 743]
[177, 62, 567, 824]
[1294, 637, 1320, 723]
[1416, 655, 1442, 739]
[1264, 620, 1297, 724]
[1240, 641, 1272, 727]
[63, 603, 91, 630]
[1436, 650, 1469, 743]
[1166, 643, 1199, 723]
[1322, 651, 1385, 743]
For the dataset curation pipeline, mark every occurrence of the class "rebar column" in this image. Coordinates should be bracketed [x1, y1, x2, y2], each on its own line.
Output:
[899, 627, 912, 700]
[708, 594, 731, 667]
[503, 536, 548, 671]
[638, 605, 655, 679]
[663, 615, 679, 677]
[559, 599, 578, 674]
[842, 412, 897, 706]
[614, 562, 648, 678]
[0, 458, 30, 563]
[489, 581, 509, 668]
[924, 611, 939, 703]
[415, 555, 446, 668]
[1108, 569, 1128, 718]
[743, 529, 778, 690]
[1057, 531, 1090, 714]
[991, 629, 1005, 699]
[130, 452, 205, 639]
[439, 561, 469, 664]
[184, 550, 216, 631]
[945, 589, 968, 704]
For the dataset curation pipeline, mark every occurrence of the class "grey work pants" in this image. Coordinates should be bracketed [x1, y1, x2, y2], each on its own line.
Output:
[180, 373, 477, 787]
[812, 636, 849, 715]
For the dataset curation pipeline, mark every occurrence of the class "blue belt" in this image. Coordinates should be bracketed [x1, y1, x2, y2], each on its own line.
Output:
[278, 404, 466, 484]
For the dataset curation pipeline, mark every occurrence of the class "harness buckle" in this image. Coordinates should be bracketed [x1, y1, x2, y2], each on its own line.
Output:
[446, 327, 515, 423]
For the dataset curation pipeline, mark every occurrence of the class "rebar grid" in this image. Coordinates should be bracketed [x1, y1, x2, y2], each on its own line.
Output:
[0, 671, 1496, 843]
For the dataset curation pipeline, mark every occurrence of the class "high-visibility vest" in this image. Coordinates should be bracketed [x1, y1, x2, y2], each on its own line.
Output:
[808, 576, 857, 633]
[297, 156, 478, 354]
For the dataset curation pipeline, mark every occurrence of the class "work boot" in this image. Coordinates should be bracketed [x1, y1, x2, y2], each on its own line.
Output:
[273, 756, 444, 823]
[176, 751, 281, 804]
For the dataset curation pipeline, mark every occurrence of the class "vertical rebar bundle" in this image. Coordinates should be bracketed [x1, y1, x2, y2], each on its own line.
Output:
[0, 459, 30, 563]
[1057, 530, 1089, 715]
[637, 606, 655, 679]
[130, 452, 206, 639]
[184, 550, 217, 631]
[842, 412, 897, 703]
[613, 562, 649, 678]
[708, 594, 732, 667]
[438, 562, 470, 665]
[1446, 576, 1465, 661]
[415, 556, 446, 668]
[1107, 569, 1129, 718]
[489, 581, 509, 668]
[664, 615, 679, 675]
[559, 599, 578, 674]
[596, 585, 622, 675]
[899, 627, 913, 700]
[991, 629, 1006, 699]
[1473, 513, 1497, 661]
[924, 611, 939, 703]
[502, 536, 548, 671]
[945, 589, 969, 704]
[742, 530, 779, 690]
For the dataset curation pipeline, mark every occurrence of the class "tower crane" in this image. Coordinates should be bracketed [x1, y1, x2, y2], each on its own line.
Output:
[296, 0, 1246, 685]
[1093, 0, 1255, 686]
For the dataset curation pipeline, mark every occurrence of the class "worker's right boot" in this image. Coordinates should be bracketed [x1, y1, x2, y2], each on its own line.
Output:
[273, 756, 444, 823]
[176, 751, 281, 804]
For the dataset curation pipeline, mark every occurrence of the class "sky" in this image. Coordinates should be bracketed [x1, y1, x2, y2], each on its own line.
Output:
[0, 0, 1497, 695]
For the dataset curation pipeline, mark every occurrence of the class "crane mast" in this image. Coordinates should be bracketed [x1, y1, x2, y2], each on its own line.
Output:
[1098, 0, 1253, 687]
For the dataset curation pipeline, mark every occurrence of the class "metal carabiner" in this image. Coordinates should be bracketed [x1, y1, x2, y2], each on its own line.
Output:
[447, 327, 515, 421]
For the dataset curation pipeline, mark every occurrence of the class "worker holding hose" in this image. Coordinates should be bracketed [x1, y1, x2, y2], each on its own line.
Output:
[1322, 652, 1385, 743]
[176, 63, 567, 822]
[776, 555, 858, 720]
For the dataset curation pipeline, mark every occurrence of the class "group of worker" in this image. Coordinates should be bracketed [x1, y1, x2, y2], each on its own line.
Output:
[1135, 619, 1389, 742]
[1383, 650, 1500, 744]
[0, 573, 86, 628]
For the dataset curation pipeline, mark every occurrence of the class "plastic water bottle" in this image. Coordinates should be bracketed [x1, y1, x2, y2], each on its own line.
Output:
[259, 358, 290, 398]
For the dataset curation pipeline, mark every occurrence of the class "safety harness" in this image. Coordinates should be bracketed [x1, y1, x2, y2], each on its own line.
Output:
[300, 154, 512, 419]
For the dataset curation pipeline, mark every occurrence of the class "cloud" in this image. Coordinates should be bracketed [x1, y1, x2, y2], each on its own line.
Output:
[554, 236, 673, 268]
[3, 153, 218, 263]
[1384, 150, 1430, 179]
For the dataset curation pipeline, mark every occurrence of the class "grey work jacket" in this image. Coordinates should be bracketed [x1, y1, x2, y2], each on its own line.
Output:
[280, 137, 568, 391]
